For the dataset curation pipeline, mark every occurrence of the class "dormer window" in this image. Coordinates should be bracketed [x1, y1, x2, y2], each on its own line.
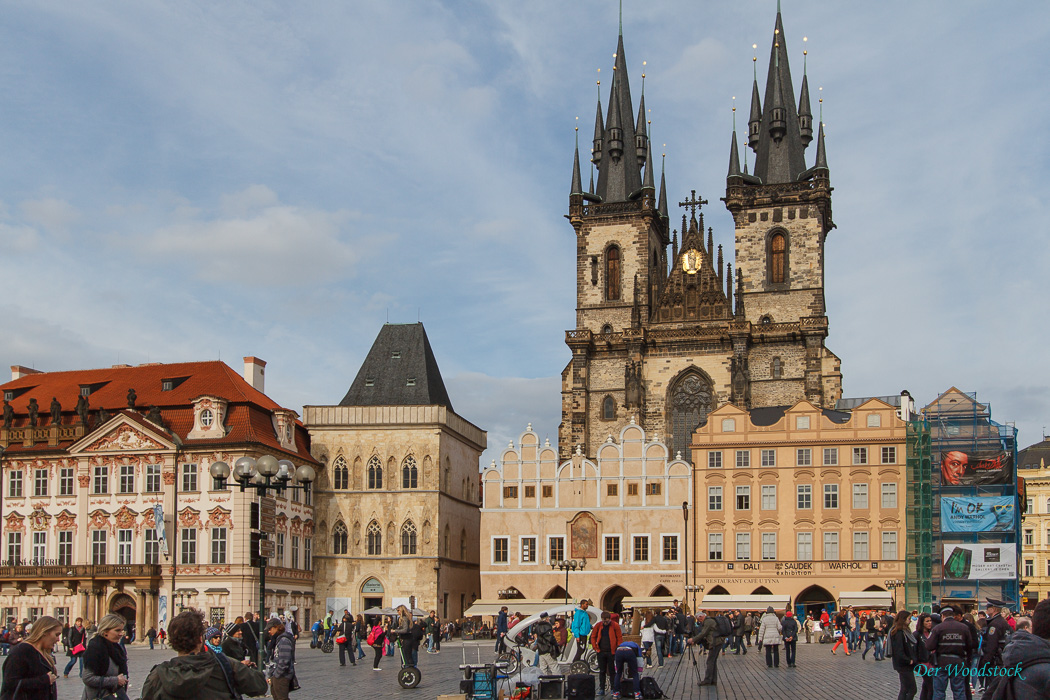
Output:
[406, 378, 416, 387]
[79, 386, 92, 397]
[162, 380, 174, 392]
[3, 390, 13, 401]
[200, 409, 214, 427]
[391, 351, 401, 359]
[365, 378, 375, 387]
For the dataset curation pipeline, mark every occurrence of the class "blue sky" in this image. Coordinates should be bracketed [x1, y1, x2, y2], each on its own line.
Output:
[1, 1, 1047, 464]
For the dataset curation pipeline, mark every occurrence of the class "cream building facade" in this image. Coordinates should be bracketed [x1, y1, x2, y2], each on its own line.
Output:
[1019, 438, 1050, 608]
[0, 359, 317, 632]
[305, 323, 485, 620]
[690, 399, 908, 615]
[481, 422, 691, 612]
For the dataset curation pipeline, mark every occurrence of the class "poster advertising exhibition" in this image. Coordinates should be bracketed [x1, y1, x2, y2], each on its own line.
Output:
[940, 496, 1016, 532]
[943, 543, 1017, 580]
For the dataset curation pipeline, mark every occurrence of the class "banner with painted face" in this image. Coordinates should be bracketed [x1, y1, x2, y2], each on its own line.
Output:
[938, 450, 1012, 486]
[942, 543, 1017, 580]
[940, 496, 1016, 532]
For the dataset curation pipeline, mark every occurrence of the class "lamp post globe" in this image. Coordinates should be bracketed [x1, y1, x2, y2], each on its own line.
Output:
[209, 461, 231, 480]
[256, 454, 280, 478]
[234, 456, 256, 481]
[295, 464, 316, 483]
[275, 459, 294, 481]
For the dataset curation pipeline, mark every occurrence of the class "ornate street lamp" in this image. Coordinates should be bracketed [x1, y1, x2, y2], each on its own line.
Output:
[884, 579, 904, 611]
[550, 559, 586, 606]
[210, 455, 315, 666]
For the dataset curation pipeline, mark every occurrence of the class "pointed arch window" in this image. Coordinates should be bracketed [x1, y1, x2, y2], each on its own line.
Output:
[401, 521, 417, 555]
[770, 232, 787, 284]
[332, 522, 348, 555]
[367, 455, 383, 490]
[333, 456, 349, 490]
[367, 520, 382, 556]
[669, 371, 714, 465]
[401, 456, 418, 489]
[602, 396, 616, 421]
[606, 246, 622, 301]
[460, 528, 467, 560]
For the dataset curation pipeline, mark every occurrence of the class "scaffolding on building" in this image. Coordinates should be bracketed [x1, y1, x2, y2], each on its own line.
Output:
[922, 390, 1020, 610]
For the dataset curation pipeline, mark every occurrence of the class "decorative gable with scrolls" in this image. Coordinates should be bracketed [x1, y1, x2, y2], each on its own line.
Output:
[69, 413, 175, 455]
[651, 216, 732, 325]
[271, 409, 299, 451]
[187, 396, 228, 440]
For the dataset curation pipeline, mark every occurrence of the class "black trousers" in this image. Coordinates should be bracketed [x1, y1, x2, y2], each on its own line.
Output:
[338, 641, 355, 665]
[572, 637, 588, 662]
[373, 645, 384, 669]
[596, 650, 615, 691]
[765, 643, 779, 667]
[702, 644, 720, 684]
[897, 668, 917, 700]
[784, 640, 796, 666]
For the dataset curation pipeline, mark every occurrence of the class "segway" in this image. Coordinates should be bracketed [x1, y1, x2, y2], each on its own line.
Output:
[396, 638, 422, 689]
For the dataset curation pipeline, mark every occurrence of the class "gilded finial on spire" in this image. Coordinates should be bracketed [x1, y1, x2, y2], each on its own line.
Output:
[753, 43, 758, 80]
[619, 0, 623, 36]
[819, 86, 823, 122]
[803, 36, 808, 74]
[732, 96, 737, 131]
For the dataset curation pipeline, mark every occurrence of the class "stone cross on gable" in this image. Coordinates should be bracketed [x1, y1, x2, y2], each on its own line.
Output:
[678, 189, 708, 218]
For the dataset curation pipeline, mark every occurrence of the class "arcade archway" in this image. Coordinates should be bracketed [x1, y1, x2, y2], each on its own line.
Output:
[795, 584, 836, 618]
[601, 585, 631, 614]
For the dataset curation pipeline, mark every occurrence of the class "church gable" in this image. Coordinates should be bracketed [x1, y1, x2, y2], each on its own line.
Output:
[652, 211, 732, 325]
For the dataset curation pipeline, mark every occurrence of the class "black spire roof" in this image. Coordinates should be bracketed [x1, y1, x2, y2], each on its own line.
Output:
[752, 9, 808, 184]
[339, 323, 453, 410]
[594, 33, 643, 202]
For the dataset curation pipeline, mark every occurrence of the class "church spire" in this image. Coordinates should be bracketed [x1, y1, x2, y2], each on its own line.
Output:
[728, 126, 742, 178]
[748, 49, 762, 154]
[735, 268, 745, 317]
[752, 6, 807, 183]
[594, 30, 643, 203]
[642, 139, 655, 191]
[798, 72, 813, 148]
[658, 153, 668, 219]
[592, 87, 604, 166]
[635, 89, 648, 168]
[571, 128, 584, 195]
[814, 119, 828, 171]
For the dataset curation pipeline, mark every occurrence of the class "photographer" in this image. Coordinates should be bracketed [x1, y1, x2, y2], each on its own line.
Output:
[686, 611, 725, 687]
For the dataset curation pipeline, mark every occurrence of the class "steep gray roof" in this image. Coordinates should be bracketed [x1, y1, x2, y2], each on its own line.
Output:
[752, 9, 808, 184]
[594, 33, 644, 202]
[339, 323, 453, 410]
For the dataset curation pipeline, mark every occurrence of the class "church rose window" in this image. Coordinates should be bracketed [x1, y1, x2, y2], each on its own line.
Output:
[606, 246, 621, 300]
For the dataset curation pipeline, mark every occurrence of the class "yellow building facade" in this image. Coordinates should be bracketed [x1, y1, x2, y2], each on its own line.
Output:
[1019, 438, 1050, 608]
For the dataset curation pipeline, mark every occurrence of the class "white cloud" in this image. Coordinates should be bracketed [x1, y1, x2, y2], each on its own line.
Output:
[20, 198, 79, 234]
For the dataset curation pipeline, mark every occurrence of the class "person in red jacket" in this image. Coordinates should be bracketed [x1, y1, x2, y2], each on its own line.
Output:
[590, 611, 623, 696]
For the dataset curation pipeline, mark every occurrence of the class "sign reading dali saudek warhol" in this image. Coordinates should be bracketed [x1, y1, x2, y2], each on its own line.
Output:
[940, 496, 1016, 532]
[943, 543, 1017, 580]
[938, 450, 1013, 486]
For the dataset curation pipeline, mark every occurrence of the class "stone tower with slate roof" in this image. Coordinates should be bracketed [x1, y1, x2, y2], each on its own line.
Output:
[304, 323, 486, 620]
[560, 5, 841, 463]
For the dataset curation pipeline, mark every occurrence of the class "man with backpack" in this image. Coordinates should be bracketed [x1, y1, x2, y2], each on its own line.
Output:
[532, 612, 561, 674]
[687, 610, 726, 687]
[993, 597, 1050, 699]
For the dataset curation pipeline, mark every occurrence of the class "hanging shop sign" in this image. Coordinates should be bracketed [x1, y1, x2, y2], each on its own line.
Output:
[940, 496, 1016, 532]
[943, 543, 1016, 580]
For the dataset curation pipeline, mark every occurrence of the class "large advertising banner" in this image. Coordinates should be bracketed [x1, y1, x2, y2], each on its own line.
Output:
[943, 543, 1017, 580]
[939, 450, 1013, 486]
[940, 496, 1016, 532]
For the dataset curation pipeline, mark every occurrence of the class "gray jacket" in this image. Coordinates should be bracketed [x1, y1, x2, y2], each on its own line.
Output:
[82, 656, 127, 700]
[1000, 630, 1050, 700]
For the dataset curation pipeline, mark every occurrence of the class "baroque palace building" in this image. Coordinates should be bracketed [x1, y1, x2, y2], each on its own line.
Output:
[480, 6, 869, 612]
[1016, 437, 1048, 609]
[304, 323, 485, 620]
[0, 359, 317, 631]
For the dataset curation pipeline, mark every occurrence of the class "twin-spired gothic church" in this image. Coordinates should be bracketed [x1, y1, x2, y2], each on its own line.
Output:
[559, 9, 841, 463]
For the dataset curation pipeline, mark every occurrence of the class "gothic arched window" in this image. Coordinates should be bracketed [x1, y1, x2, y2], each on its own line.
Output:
[602, 396, 616, 421]
[401, 520, 417, 555]
[460, 528, 467, 560]
[401, 456, 418, 489]
[332, 522, 348, 555]
[606, 246, 622, 301]
[770, 232, 787, 284]
[367, 455, 383, 489]
[333, 456, 349, 490]
[669, 371, 714, 465]
[367, 520, 382, 556]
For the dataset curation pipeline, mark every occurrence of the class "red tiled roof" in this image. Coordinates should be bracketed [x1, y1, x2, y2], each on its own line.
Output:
[1, 361, 315, 462]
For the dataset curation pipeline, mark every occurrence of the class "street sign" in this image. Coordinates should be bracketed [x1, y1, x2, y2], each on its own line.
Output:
[259, 496, 277, 534]
[258, 538, 275, 559]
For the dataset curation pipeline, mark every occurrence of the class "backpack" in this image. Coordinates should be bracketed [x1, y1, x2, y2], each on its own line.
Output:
[983, 655, 1050, 700]
[366, 626, 381, 646]
[639, 676, 666, 699]
[714, 615, 733, 638]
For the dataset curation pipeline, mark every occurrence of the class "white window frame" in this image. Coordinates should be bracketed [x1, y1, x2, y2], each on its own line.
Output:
[520, 536, 538, 565]
[824, 484, 839, 509]
[796, 448, 812, 467]
[852, 447, 868, 465]
[761, 532, 777, 561]
[708, 486, 723, 511]
[212, 527, 228, 565]
[144, 530, 159, 565]
[146, 464, 161, 493]
[853, 483, 869, 509]
[881, 446, 897, 464]
[708, 451, 723, 469]
[181, 463, 198, 492]
[795, 415, 811, 430]
[117, 529, 133, 565]
[761, 484, 776, 510]
[632, 534, 650, 563]
[59, 467, 75, 496]
[823, 448, 838, 466]
[491, 536, 509, 565]
[796, 532, 813, 561]
[853, 531, 869, 560]
[661, 534, 679, 563]
[180, 528, 197, 565]
[119, 464, 135, 494]
[57, 530, 73, 565]
[736, 450, 750, 468]
[91, 530, 107, 565]
[6, 532, 21, 563]
[736, 485, 751, 511]
[31, 531, 47, 564]
[797, 484, 812, 509]
[548, 536, 565, 565]
[34, 469, 48, 497]
[881, 483, 897, 509]
[603, 535, 621, 563]
[708, 533, 723, 561]
[881, 531, 898, 560]
[761, 449, 776, 467]
[735, 532, 750, 561]
[823, 531, 839, 560]
[8, 471, 23, 498]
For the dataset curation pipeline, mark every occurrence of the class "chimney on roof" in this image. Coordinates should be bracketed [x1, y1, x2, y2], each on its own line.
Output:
[10, 365, 42, 381]
[244, 357, 266, 394]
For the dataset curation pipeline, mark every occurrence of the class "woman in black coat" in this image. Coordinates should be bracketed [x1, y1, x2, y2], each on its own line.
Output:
[0, 615, 62, 700]
[888, 610, 917, 700]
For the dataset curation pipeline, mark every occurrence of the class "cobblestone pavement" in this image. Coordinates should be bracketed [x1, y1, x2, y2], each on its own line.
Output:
[49, 639, 907, 699]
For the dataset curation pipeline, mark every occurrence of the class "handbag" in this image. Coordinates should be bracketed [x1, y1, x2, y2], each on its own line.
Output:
[71, 643, 86, 655]
[334, 635, 347, 645]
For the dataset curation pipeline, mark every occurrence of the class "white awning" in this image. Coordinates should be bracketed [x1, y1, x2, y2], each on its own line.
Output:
[463, 599, 566, 617]
[838, 591, 894, 609]
[698, 594, 791, 612]
[621, 596, 679, 609]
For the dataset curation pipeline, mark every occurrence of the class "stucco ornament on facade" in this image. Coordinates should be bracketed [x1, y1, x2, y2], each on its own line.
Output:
[87, 424, 165, 452]
[29, 507, 51, 531]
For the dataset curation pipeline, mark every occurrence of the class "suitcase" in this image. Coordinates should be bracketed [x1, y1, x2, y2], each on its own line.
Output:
[566, 673, 596, 700]
[619, 677, 635, 698]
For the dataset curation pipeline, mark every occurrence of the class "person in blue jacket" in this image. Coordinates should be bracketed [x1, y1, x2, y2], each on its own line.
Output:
[613, 640, 643, 698]
[571, 600, 593, 663]
[495, 606, 509, 654]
